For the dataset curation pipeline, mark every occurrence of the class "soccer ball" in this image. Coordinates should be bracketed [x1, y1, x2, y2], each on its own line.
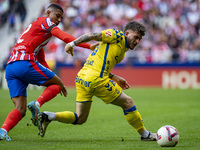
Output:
[156, 125, 179, 147]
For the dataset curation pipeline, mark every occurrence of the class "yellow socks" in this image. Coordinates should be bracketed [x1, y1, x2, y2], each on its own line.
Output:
[124, 106, 145, 133]
[55, 111, 78, 124]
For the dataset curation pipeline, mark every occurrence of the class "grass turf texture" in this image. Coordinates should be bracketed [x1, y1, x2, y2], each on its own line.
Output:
[0, 88, 199, 150]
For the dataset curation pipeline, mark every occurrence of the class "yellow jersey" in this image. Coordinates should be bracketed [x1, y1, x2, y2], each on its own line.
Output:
[78, 29, 128, 78]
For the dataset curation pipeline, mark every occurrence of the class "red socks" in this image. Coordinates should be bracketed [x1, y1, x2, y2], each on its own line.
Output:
[1, 109, 22, 133]
[1, 85, 60, 133]
[37, 84, 61, 107]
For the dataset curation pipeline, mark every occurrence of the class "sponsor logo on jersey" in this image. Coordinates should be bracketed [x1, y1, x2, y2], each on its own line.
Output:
[14, 45, 27, 50]
[105, 31, 112, 37]
[75, 75, 92, 87]
[85, 59, 94, 66]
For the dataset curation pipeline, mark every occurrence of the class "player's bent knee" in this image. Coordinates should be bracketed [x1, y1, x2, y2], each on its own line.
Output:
[76, 118, 87, 125]
[76, 122, 84, 125]
[127, 97, 134, 105]
[123, 97, 134, 110]
[51, 84, 61, 92]
[77, 120, 86, 125]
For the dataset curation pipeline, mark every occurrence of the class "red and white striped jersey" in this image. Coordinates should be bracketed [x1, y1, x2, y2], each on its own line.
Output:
[8, 17, 56, 64]
[7, 17, 91, 66]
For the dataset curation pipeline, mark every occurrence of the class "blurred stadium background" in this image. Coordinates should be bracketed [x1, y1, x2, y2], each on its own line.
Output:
[0, 0, 200, 89]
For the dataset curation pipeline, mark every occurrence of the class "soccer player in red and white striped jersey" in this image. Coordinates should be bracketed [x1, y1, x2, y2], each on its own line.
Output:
[0, 3, 97, 141]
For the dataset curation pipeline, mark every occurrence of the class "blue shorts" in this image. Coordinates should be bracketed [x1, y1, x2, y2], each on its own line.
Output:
[5, 61, 55, 98]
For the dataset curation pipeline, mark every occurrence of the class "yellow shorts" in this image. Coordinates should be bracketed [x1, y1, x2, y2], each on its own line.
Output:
[75, 73, 122, 104]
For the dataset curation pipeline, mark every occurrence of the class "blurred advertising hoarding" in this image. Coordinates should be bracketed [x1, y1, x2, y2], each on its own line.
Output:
[60, 67, 200, 89]
[1, 66, 199, 89]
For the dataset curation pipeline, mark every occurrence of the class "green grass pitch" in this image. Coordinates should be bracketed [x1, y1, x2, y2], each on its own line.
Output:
[0, 88, 199, 150]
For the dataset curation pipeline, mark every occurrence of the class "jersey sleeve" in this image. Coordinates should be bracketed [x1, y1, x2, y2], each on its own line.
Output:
[41, 17, 91, 49]
[102, 29, 117, 44]
[50, 27, 91, 49]
[41, 17, 57, 33]
[102, 29, 125, 45]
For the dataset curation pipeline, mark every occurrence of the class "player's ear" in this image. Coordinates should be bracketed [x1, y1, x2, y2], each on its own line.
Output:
[124, 30, 129, 37]
[45, 10, 51, 17]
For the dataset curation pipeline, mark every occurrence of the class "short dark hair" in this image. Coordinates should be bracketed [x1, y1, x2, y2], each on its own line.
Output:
[47, 3, 63, 13]
[124, 21, 146, 36]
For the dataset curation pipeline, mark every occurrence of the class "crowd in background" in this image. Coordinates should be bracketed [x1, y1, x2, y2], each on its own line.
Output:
[0, 0, 26, 32]
[1, 0, 200, 69]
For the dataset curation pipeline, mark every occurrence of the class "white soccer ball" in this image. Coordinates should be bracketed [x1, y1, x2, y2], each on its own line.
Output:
[156, 125, 179, 147]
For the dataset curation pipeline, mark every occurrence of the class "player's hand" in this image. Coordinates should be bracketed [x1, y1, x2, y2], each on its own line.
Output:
[60, 86, 68, 97]
[65, 44, 74, 56]
[90, 43, 99, 51]
[113, 75, 130, 90]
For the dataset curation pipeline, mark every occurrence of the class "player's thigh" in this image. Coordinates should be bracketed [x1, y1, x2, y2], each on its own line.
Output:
[94, 78, 122, 104]
[76, 82, 93, 103]
[23, 61, 55, 86]
[42, 74, 63, 87]
[7, 61, 55, 86]
[7, 78, 28, 98]
[75, 83, 93, 123]
[5, 63, 28, 98]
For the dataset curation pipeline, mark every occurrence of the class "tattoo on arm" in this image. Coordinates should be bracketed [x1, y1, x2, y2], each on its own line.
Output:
[74, 32, 102, 45]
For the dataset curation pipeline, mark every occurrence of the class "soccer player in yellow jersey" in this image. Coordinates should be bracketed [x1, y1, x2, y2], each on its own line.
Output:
[38, 21, 156, 141]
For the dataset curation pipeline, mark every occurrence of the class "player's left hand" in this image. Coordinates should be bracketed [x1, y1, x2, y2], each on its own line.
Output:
[90, 43, 99, 51]
[60, 86, 68, 97]
[65, 44, 74, 56]
[113, 75, 130, 90]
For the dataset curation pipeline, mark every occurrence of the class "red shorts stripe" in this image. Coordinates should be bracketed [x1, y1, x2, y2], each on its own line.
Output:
[30, 61, 48, 79]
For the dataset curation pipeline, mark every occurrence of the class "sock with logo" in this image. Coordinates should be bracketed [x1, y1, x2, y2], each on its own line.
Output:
[124, 106, 146, 134]
[1, 109, 22, 133]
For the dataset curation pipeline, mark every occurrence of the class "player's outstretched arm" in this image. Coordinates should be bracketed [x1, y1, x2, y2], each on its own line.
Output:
[109, 73, 130, 90]
[50, 27, 92, 49]
[73, 32, 102, 44]
[65, 32, 102, 56]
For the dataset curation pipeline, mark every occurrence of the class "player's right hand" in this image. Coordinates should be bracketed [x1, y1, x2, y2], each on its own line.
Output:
[65, 44, 74, 56]
[112, 75, 130, 90]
